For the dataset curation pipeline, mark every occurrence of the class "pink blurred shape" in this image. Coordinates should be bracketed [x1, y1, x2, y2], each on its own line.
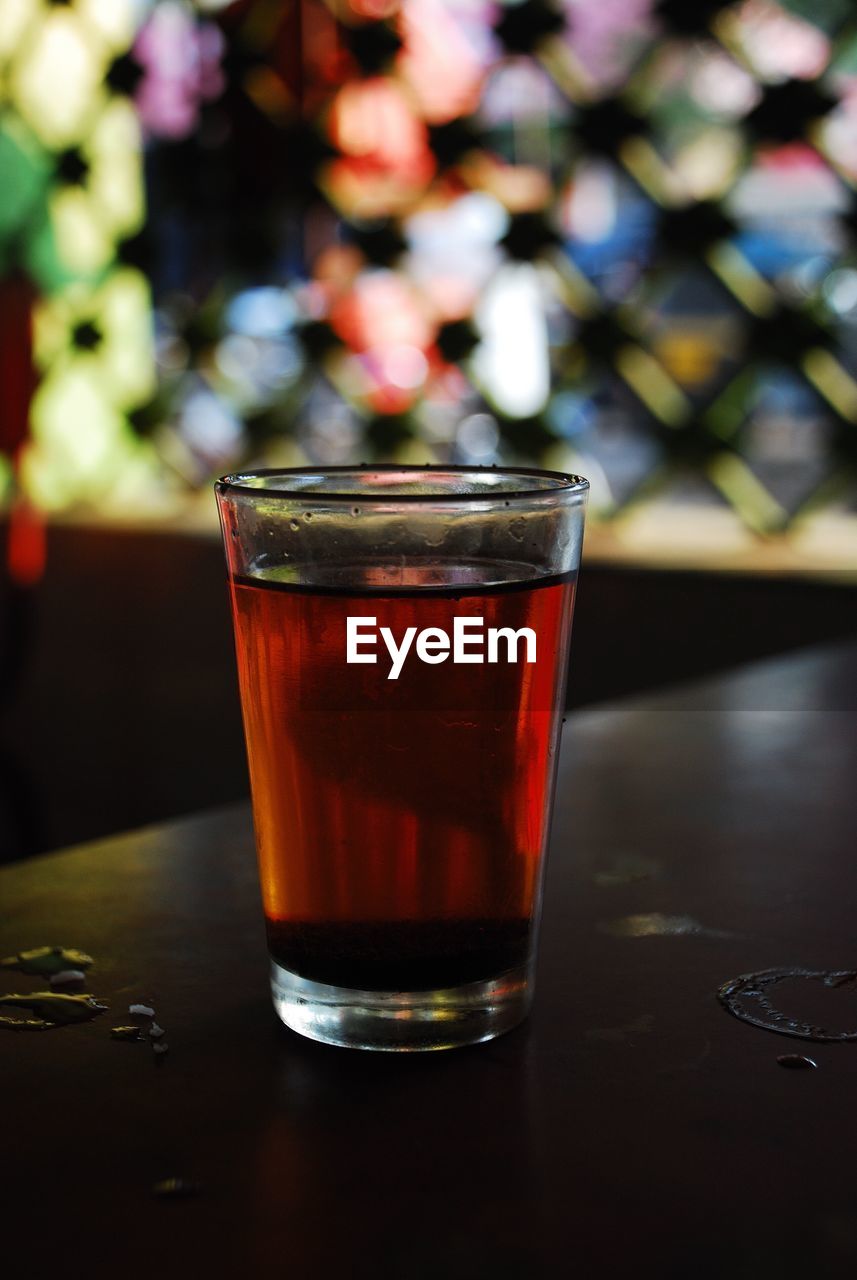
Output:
[735, 0, 830, 81]
[397, 0, 484, 124]
[134, 1, 225, 141]
[330, 271, 433, 352]
[562, 0, 654, 91]
[327, 76, 435, 214]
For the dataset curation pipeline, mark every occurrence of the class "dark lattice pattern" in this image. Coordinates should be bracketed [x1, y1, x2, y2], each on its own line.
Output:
[133, 0, 857, 531]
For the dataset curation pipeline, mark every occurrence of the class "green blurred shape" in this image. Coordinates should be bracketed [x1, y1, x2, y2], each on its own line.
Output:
[0, 115, 69, 292]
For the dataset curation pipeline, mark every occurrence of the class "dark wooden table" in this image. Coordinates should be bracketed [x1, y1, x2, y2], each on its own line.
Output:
[3, 639, 857, 1279]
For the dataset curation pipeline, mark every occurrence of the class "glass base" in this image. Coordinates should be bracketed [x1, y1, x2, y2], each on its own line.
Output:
[270, 959, 532, 1052]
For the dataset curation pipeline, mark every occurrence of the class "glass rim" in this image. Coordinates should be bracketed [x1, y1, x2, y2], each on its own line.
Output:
[215, 464, 589, 505]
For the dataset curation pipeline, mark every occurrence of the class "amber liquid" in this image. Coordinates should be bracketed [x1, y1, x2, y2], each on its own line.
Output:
[229, 564, 575, 991]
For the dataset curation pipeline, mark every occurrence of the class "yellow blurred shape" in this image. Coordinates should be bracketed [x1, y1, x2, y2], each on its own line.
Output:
[673, 129, 743, 202]
[89, 98, 145, 237]
[707, 452, 786, 534]
[28, 364, 128, 506]
[707, 241, 776, 317]
[78, 0, 136, 54]
[12, 11, 104, 147]
[614, 344, 690, 426]
[51, 186, 113, 275]
[653, 332, 721, 387]
[802, 348, 857, 423]
[35, 269, 155, 409]
[0, 0, 36, 61]
[94, 269, 156, 407]
[618, 136, 682, 206]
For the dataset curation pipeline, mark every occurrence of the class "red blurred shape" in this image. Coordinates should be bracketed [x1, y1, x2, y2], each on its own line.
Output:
[7, 498, 46, 588]
[341, 0, 401, 17]
[757, 141, 827, 171]
[327, 76, 435, 214]
[0, 274, 37, 460]
[329, 272, 433, 352]
[0, 275, 46, 585]
[397, 0, 483, 124]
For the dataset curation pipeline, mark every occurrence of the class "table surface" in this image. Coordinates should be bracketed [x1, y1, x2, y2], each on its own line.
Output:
[2, 639, 857, 1279]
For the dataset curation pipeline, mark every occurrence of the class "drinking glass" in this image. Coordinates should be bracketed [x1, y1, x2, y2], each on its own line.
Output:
[216, 465, 588, 1051]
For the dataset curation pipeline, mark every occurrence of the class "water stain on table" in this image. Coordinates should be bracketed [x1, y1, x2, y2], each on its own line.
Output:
[719, 968, 857, 1042]
[585, 1014, 655, 1043]
[1, 946, 94, 976]
[0, 991, 108, 1030]
[593, 854, 661, 888]
[600, 913, 728, 939]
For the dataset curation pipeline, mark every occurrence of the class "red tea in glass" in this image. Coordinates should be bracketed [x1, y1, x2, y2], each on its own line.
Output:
[217, 467, 587, 1051]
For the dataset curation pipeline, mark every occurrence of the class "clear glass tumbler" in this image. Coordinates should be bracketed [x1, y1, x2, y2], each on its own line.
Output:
[216, 466, 588, 1051]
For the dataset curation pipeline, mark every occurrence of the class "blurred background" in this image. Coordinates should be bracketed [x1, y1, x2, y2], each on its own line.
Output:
[0, 0, 855, 861]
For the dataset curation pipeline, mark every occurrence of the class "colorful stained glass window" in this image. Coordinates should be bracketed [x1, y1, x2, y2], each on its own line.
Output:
[1, 0, 856, 545]
[0, 0, 158, 520]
